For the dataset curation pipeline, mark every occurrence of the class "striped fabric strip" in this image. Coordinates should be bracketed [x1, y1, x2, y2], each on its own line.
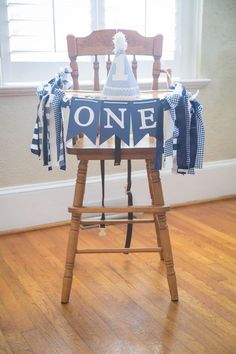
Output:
[163, 85, 205, 174]
[194, 101, 205, 169]
[163, 94, 179, 172]
[30, 121, 42, 155]
[52, 88, 66, 170]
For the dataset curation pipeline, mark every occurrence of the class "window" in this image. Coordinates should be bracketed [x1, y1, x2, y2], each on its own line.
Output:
[0, 0, 203, 85]
[104, 0, 176, 61]
[6, 0, 91, 61]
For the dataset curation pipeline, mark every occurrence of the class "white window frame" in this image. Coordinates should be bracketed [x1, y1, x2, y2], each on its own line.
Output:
[0, 0, 203, 86]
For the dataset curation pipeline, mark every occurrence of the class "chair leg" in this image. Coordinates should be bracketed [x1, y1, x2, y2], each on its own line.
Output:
[147, 159, 178, 301]
[61, 160, 88, 304]
[146, 160, 164, 260]
[158, 213, 178, 301]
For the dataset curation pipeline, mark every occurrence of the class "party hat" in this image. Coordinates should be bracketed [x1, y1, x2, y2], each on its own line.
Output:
[102, 32, 140, 98]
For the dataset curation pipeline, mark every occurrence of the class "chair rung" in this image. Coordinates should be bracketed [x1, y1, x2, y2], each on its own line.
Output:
[69, 205, 169, 214]
[80, 218, 154, 225]
[76, 247, 162, 254]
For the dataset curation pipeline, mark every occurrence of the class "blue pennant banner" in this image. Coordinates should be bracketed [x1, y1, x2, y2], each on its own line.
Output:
[66, 97, 164, 148]
[66, 97, 101, 144]
[99, 100, 131, 145]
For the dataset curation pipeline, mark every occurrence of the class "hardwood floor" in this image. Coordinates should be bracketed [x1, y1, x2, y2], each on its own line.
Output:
[0, 198, 236, 354]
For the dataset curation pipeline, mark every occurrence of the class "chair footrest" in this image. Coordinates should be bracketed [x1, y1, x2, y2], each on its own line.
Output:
[76, 247, 162, 254]
[69, 205, 169, 214]
[80, 218, 154, 225]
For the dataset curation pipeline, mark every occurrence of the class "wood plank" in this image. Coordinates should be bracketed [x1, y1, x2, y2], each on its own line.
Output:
[69, 205, 169, 214]
[80, 218, 154, 225]
[76, 247, 161, 254]
[0, 261, 75, 354]
[0, 242, 91, 354]
[0, 330, 13, 354]
[22, 328, 62, 354]
[4, 332, 33, 354]
[0, 275, 34, 333]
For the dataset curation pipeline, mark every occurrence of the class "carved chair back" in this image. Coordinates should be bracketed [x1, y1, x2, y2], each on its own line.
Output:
[67, 29, 163, 91]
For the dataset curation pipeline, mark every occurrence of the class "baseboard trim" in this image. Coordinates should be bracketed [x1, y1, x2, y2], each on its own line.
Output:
[1, 158, 236, 233]
[1, 193, 235, 236]
[0, 220, 71, 236]
[170, 193, 236, 209]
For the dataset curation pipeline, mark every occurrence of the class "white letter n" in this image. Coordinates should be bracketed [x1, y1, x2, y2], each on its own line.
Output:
[104, 108, 126, 128]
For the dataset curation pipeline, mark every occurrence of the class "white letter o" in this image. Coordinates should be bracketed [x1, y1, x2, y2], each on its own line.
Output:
[74, 106, 94, 127]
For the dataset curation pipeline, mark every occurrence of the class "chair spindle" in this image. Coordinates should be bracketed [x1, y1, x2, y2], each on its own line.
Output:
[93, 54, 100, 91]
[132, 55, 137, 79]
[152, 56, 161, 90]
[106, 54, 112, 75]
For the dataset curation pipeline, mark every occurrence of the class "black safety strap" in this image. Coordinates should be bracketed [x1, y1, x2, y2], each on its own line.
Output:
[124, 160, 134, 249]
[114, 135, 121, 166]
[114, 136, 134, 248]
[100, 160, 106, 229]
[100, 138, 133, 246]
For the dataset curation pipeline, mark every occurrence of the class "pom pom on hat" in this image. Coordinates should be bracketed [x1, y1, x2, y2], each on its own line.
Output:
[113, 32, 128, 53]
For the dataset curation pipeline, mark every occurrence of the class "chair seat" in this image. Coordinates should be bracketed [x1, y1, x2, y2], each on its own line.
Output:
[67, 135, 157, 160]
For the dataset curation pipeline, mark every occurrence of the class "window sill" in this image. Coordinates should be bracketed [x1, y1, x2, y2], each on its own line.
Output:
[0, 78, 211, 97]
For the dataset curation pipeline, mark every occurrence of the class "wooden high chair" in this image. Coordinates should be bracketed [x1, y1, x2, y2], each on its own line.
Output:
[61, 29, 178, 303]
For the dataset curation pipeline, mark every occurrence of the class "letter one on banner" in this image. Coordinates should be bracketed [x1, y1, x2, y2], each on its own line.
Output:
[67, 97, 163, 146]
[138, 107, 156, 130]
[66, 97, 100, 144]
[100, 101, 130, 145]
[74, 106, 94, 127]
[103, 108, 126, 128]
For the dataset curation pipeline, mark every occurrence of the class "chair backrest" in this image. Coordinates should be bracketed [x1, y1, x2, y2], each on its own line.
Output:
[67, 29, 163, 91]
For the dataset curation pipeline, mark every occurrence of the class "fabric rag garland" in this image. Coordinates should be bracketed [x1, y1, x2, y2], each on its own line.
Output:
[31, 77, 205, 175]
[31, 69, 71, 170]
[163, 84, 205, 174]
